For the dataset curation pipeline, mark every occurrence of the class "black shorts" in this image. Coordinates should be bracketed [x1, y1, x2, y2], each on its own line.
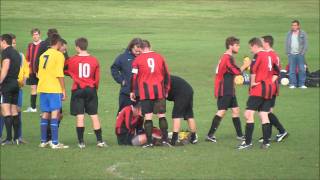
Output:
[172, 95, 194, 120]
[246, 96, 272, 112]
[270, 96, 277, 108]
[26, 73, 38, 85]
[217, 96, 239, 110]
[0, 81, 19, 105]
[70, 87, 98, 116]
[141, 99, 166, 116]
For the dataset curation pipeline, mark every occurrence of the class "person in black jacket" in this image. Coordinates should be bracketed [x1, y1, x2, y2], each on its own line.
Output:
[167, 75, 198, 145]
[111, 38, 143, 113]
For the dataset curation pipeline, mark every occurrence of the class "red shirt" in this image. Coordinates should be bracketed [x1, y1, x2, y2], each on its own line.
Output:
[64, 55, 100, 91]
[115, 105, 140, 135]
[26, 42, 41, 74]
[249, 51, 273, 99]
[214, 53, 241, 97]
[131, 51, 171, 100]
[268, 50, 281, 96]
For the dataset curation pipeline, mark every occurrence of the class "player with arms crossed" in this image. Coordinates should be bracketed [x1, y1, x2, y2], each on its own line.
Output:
[65, 37, 107, 149]
[37, 33, 68, 149]
[130, 40, 171, 148]
[206, 36, 250, 143]
[238, 37, 273, 150]
[261, 35, 288, 142]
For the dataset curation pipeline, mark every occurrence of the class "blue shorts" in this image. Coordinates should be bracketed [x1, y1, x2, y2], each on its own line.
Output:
[40, 93, 62, 112]
[18, 89, 23, 108]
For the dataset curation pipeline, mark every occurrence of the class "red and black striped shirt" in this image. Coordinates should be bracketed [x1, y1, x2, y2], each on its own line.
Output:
[26, 42, 41, 74]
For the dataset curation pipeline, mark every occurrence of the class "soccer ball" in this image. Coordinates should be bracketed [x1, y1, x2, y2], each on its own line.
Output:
[234, 75, 244, 85]
[280, 78, 289, 86]
[243, 56, 251, 70]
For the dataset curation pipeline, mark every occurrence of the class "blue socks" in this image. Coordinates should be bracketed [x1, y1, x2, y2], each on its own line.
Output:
[50, 119, 59, 145]
[40, 119, 48, 143]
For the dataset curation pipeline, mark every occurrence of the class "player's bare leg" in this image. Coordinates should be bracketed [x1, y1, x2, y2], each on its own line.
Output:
[206, 110, 226, 143]
[231, 107, 244, 140]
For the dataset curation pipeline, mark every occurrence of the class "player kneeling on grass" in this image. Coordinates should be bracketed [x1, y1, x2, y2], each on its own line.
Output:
[167, 75, 198, 146]
[206, 36, 250, 143]
[115, 103, 144, 145]
[37, 33, 68, 149]
[65, 37, 106, 149]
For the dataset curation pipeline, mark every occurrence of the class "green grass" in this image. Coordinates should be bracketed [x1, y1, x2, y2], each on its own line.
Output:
[1, 0, 319, 179]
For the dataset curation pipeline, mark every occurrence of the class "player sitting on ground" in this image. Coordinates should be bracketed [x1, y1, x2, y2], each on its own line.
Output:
[130, 40, 171, 148]
[206, 36, 250, 143]
[64, 37, 107, 149]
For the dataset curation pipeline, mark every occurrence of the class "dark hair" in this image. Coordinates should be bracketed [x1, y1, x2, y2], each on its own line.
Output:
[141, 39, 151, 49]
[248, 37, 262, 47]
[50, 33, 62, 46]
[31, 28, 41, 35]
[61, 38, 67, 45]
[47, 28, 58, 38]
[0, 34, 13, 45]
[127, 38, 143, 50]
[75, 37, 88, 50]
[292, 20, 300, 25]
[9, 33, 16, 39]
[225, 36, 240, 49]
[262, 35, 274, 47]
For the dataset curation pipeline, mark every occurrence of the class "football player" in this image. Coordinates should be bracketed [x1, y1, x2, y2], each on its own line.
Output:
[130, 40, 171, 148]
[65, 37, 107, 148]
[206, 36, 250, 143]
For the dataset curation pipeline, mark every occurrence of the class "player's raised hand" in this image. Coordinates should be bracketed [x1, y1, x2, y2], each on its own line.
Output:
[130, 92, 136, 102]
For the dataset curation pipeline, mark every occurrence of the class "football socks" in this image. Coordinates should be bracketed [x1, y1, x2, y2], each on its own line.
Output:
[232, 117, 243, 137]
[144, 120, 153, 144]
[4, 116, 13, 141]
[208, 115, 222, 136]
[269, 113, 285, 134]
[76, 127, 85, 143]
[159, 117, 168, 141]
[50, 119, 59, 145]
[31, 94, 37, 109]
[262, 123, 271, 144]
[40, 119, 48, 143]
[12, 115, 20, 140]
[245, 123, 254, 145]
[94, 128, 102, 142]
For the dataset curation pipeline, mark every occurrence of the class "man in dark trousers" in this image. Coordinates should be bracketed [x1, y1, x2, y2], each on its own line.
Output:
[111, 38, 143, 113]
[167, 75, 198, 145]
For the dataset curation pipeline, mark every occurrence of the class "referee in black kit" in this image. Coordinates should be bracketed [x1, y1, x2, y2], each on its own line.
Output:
[167, 75, 197, 145]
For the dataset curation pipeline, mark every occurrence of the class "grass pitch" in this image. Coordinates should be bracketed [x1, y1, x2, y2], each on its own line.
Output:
[1, 0, 319, 179]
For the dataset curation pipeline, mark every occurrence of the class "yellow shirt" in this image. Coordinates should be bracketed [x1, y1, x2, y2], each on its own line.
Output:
[18, 53, 30, 88]
[37, 48, 65, 93]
